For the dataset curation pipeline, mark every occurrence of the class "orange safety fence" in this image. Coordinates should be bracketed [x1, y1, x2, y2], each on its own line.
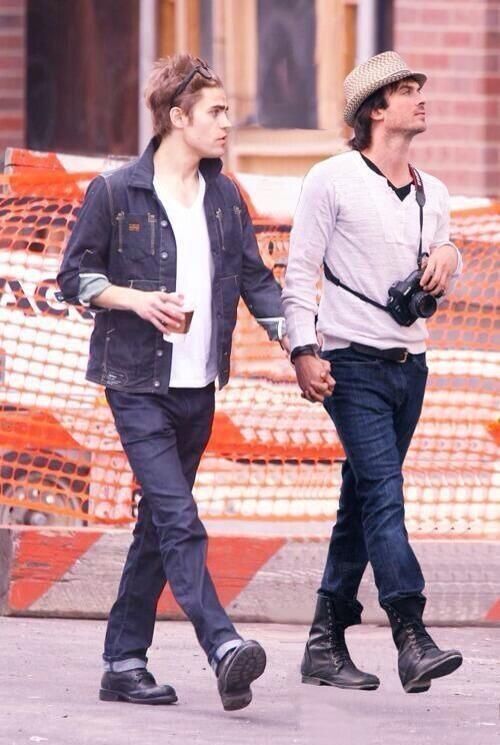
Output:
[0, 149, 498, 536]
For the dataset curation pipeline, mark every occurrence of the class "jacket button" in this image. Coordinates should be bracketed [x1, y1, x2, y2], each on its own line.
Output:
[161, 252, 168, 259]
[160, 220, 168, 228]
[154, 380, 160, 388]
[156, 349, 163, 357]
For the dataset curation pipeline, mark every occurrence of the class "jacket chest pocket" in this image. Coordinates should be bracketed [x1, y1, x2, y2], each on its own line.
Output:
[115, 212, 157, 259]
[214, 205, 243, 251]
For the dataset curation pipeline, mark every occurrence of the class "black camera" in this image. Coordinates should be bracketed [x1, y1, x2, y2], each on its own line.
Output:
[387, 269, 437, 327]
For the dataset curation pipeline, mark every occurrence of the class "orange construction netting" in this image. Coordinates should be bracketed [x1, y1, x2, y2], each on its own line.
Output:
[0, 154, 498, 536]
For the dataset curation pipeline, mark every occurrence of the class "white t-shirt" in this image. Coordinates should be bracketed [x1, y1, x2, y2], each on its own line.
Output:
[153, 172, 218, 387]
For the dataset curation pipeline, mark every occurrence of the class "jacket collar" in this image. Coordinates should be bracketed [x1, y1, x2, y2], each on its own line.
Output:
[128, 136, 224, 190]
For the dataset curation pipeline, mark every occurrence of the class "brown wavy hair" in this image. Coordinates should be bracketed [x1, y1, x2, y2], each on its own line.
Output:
[348, 77, 418, 151]
[145, 54, 223, 139]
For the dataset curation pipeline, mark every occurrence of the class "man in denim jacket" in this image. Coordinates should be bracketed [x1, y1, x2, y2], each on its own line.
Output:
[58, 54, 287, 711]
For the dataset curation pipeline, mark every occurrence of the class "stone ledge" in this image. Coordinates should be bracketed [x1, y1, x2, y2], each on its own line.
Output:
[0, 525, 498, 625]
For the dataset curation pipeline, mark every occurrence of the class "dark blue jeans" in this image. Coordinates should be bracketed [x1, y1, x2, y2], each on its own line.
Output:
[103, 384, 241, 670]
[320, 347, 427, 618]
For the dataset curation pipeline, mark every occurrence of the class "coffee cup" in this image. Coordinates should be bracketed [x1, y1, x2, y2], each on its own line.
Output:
[163, 295, 195, 342]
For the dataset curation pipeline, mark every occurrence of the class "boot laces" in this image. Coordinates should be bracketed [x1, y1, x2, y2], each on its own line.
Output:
[327, 610, 349, 668]
[133, 669, 156, 685]
[330, 641, 349, 668]
[404, 620, 438, 658]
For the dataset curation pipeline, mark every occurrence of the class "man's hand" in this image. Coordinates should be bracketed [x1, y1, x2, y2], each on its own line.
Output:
[130, 291, 185, 333]
[294, 355, 335, 403]
[420, 244, 458, 297]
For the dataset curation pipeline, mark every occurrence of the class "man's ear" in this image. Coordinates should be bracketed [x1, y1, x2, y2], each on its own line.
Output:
[169, 106, 186, 130]
[370, 107, 385, 122]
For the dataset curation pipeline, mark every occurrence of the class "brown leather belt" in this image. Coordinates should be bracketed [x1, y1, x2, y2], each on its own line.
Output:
[350, 342, 409, 363]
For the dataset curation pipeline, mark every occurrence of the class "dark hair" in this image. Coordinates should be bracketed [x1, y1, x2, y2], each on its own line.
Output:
[348, 77, 418, 151]
[145, 53, 223, 139]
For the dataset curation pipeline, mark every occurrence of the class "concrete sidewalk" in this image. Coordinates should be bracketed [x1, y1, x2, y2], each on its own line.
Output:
[2, 618, 499, 745]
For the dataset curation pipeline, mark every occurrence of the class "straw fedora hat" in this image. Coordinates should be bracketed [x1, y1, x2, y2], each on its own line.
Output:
[343, 51, 427, 127]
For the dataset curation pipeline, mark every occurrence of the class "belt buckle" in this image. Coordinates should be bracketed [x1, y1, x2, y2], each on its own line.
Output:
[398, 350, 409, 363]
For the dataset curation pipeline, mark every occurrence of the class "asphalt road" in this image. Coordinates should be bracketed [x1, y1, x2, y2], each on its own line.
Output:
[2, 618, 499, 745]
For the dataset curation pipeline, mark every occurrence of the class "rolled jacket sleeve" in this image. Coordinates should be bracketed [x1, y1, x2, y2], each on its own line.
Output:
[57, 175, 112, 304]
[238, 188, 285, 339]
[78, 274, 112, 305]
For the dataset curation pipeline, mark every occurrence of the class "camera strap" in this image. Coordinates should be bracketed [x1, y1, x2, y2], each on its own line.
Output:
[323, 164, 426, 311]
[323, 262, 388, 311]
[409, 164, 427, 268]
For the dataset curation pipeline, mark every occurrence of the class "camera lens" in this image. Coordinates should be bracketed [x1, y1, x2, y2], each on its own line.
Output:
[409, 291, 437, 319]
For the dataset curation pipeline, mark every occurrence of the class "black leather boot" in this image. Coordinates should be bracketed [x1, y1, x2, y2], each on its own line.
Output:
[99, 668, 178, 704]
[301, 593, 380, 690]
[217, 640, 267, 711]
[383, 596, 463, 693]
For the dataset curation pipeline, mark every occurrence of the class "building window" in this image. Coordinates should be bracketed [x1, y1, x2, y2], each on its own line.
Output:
[256, 0, 317, 129]
[376, 0, 393, 53]
[27, 0, 139, 156]
[200, 0, 213, 66]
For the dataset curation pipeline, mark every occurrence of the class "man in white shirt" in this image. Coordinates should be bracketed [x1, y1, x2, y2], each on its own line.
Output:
[282, 51, 463, 694]
[58, 54, 287, 711]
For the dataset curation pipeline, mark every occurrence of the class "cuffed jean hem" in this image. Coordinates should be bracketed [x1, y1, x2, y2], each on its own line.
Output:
[379, 589, 426, 606]
[210, 639, 243, 672]
[103, 657, 148, 673]
[317, 590, 364, 627]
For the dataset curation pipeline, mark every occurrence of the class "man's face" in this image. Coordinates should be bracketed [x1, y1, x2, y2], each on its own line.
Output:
[377, 79, 426, 136]
[181, 86, 231, 158]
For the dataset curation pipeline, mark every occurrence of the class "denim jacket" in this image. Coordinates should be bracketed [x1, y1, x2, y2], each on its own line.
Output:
[57, 138, 284, 392]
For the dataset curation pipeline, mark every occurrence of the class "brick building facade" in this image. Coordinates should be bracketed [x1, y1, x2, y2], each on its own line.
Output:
[0, 0, 25, 157]
[0, 0, 499, 196]
[395, 0, 499, 197]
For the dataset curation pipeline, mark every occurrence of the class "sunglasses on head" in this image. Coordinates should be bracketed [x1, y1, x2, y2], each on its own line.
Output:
[171, 59, 216, 105]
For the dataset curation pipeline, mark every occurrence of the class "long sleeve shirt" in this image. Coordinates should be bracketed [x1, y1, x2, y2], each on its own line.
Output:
[282, 149, 462, 354]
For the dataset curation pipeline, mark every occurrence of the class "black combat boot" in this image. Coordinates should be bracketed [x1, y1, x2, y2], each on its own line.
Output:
[301, 593, 380, 690]
[383, 596, 463, 693]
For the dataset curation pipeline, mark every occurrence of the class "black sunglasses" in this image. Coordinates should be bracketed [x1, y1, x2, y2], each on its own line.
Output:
[171, 59, 216, 105]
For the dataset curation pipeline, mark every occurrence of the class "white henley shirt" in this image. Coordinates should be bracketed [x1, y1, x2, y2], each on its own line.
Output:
[282, 150, 462, 354]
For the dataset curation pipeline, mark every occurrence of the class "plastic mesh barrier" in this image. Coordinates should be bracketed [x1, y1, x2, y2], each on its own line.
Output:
[0, 156, 498, 536]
